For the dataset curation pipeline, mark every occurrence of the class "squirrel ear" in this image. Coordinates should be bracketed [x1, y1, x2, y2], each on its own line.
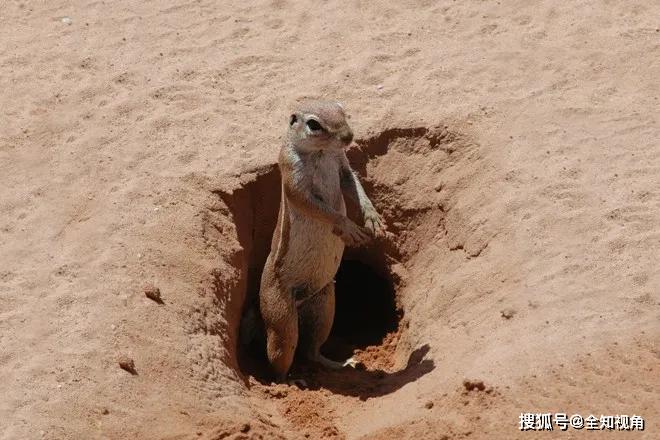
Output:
[289, 114, 297, 126]
[335, 102, 344, 110]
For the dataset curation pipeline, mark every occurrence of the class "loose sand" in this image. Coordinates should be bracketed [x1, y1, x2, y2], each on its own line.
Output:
[1, 1, 658, 439]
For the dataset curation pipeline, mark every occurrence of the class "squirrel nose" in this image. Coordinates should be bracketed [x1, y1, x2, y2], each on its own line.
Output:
[339, 129, 353, 145]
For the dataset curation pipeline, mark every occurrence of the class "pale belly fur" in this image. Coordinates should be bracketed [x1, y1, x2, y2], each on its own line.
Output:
[276, 150, 346, 293]
[281, 202, 346, 293]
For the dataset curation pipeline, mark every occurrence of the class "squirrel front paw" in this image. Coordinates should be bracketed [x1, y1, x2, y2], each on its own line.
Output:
[363, 208, 386, 238]
[333, 217, 370, 246]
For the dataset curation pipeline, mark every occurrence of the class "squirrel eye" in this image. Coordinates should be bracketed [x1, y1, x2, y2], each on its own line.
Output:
[306, 119, 323, 131]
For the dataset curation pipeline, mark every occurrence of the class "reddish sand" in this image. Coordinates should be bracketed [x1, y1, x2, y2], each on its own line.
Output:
[1, 1, 658, 439]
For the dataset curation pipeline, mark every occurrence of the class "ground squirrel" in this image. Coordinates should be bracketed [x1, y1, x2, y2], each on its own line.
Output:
[259, 100, 385, 382]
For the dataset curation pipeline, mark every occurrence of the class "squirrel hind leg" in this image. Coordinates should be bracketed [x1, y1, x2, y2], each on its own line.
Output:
[261, 284, 298, 383]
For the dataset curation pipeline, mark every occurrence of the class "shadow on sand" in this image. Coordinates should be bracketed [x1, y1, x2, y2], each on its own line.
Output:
[236, 344, 435, 400]
[285, 344, 434, 400]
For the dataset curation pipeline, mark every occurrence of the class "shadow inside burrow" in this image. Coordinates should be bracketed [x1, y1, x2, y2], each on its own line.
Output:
[237, 252, 407, 388]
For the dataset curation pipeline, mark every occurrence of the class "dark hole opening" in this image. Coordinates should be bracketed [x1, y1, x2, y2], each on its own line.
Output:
[238, 255, 400, 380]
[322, 258, 399, 361]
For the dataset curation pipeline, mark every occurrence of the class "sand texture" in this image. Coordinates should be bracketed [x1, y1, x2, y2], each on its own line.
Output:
[1, 1, 658, 439]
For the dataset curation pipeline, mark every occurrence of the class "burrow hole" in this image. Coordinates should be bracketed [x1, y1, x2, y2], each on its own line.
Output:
[217, 125, 464, 381]
[218, 164, 401, 380]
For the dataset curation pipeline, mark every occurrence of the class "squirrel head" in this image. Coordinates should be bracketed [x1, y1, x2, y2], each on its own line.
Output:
[287, 100, 353, 152]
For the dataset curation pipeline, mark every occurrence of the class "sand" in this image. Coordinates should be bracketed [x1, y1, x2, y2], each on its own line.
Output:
[1, 1, 658, 439]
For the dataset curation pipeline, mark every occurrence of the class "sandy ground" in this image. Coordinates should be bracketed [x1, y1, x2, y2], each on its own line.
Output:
[1, 0, 659, 439]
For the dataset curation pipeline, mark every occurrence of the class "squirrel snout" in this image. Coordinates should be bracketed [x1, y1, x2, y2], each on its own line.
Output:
[338, 129, 353, 145]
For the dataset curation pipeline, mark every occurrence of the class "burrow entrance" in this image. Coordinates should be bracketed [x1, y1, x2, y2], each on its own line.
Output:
[331, 259, 398, 351]
[216, 164, 401, 381]
[214, 124, 471, 384]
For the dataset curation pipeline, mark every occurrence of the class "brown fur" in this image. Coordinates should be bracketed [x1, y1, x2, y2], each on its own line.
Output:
[259, 100, 385, 381]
